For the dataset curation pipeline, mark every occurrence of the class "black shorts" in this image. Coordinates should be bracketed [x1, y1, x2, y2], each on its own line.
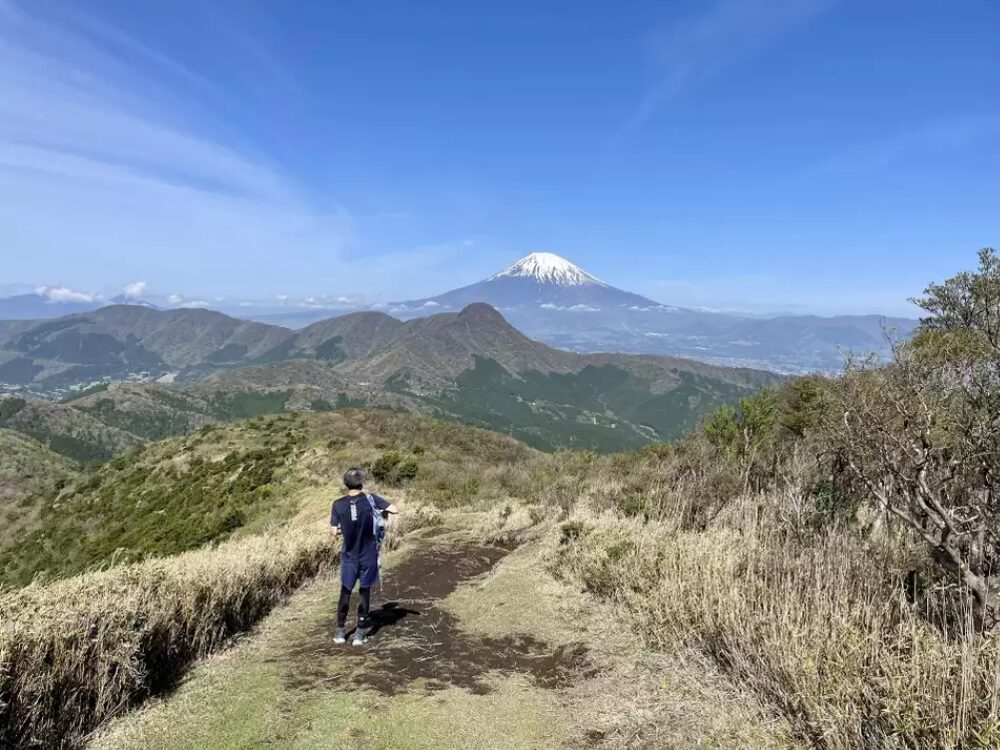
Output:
[341, 554, 379, 589]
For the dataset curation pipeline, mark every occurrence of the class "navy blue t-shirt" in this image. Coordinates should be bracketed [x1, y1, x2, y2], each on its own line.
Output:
[330, 493, 390, 562]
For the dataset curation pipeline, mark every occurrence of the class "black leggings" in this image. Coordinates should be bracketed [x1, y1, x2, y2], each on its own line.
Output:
[337, 585, 372, 629]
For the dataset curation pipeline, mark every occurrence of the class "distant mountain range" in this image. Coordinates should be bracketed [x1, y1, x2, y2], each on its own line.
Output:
[391, 252, 917, 373]
[0, 302, 778, 452]
[0, 252, 917, 373]
[0, 292, 157, 320]
[0, 305, 292, 387]
[0, 293, 103, 320]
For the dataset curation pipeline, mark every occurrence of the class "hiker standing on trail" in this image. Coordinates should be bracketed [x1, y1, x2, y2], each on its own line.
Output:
[330, 467, 399, 646]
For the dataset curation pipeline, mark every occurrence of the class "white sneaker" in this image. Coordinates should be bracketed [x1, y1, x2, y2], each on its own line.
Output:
[352, 628, 369, 646]
[333, 627, 346, 644]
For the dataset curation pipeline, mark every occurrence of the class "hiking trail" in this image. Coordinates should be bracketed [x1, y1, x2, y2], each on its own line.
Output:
[91, 524, 796, 749]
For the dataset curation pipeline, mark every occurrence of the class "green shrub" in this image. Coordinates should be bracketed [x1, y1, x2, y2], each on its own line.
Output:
[370, 450, 420, 485]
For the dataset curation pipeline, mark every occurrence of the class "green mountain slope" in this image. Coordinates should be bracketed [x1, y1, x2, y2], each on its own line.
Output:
[67, 382, 221, 440]
[431, 356, 758, 451]
[0, 429, 79, 557]
[0, 305, 294, 386]
[207, 304, 780, 451]
[2, 303, 779, 454]
[0, 410, 534, 586]
[0, 395, 143, 462]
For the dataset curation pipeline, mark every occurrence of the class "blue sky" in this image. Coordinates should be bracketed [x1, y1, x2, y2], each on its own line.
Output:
[1, 0, 997, 316]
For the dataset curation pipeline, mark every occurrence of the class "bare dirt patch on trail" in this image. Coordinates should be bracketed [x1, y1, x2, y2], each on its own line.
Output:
[274, 543, 596, 696]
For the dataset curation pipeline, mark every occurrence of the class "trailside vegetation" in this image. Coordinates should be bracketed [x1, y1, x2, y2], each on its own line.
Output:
[554, 250, 1000, 745]
[0, 524, 334, 748]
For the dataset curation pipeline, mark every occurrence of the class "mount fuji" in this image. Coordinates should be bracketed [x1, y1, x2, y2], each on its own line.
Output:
[396, 252, 671, 314]
[392, 252, 918, 373]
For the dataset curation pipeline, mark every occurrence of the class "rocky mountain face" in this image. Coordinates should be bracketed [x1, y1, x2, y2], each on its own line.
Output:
[392, 252, 917, 373]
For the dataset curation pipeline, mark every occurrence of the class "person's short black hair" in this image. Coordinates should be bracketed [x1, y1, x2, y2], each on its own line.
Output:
[343, 467, 365, 490]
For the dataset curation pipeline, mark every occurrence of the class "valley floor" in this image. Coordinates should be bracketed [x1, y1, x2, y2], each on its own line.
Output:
[91, 517, 795, 750]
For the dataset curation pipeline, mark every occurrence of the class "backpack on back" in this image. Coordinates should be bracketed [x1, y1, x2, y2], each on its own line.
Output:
[365, 493, 386, 550]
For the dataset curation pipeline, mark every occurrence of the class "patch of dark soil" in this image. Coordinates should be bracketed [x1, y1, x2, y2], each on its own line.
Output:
[385, 545, 509, 600]
[274, 544, 596, 696]
[585, 729, 608, 743]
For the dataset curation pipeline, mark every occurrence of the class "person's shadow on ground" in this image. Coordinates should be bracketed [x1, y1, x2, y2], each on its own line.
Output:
[363, 602, 420, 638]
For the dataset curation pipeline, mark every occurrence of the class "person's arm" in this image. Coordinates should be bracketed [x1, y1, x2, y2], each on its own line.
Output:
[374, 495, 399, 515]
[330, 504, 342, 536]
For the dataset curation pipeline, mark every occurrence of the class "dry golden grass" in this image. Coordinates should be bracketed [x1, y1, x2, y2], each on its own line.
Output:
[443, 527, 797, 748]
[0, 475, 448, 750]
[553, 487, 1000, 748]
[0, 521, 335, 748]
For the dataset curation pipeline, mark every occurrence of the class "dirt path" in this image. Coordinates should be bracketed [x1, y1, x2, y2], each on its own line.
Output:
[91, 526, 796, 749]
[273, 542, 593, 699]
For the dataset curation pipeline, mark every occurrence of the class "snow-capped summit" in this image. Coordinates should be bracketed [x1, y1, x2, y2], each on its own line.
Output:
[394, 251, 661, 315]
[488, 252, 607, 287]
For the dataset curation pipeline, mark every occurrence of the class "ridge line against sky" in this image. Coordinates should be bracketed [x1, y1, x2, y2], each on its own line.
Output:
[0, 0, 997, 317]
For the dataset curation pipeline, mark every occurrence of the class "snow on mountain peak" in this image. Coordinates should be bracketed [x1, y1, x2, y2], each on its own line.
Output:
[488, 252, 606, 287]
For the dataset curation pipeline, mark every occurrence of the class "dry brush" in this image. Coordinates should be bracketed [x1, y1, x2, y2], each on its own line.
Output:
[0, 522, 335, 748]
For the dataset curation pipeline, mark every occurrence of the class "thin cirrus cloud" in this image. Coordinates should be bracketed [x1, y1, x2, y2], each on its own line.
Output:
[818, 115, 1000, 174]
[0, 1, 354, 297]
[619, 0, 836, 134]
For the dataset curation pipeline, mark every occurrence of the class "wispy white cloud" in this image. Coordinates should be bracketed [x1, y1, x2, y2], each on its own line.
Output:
[819, 115, 1000, 173]
[0, 4, 499, 306]
[0, 1, 355, 297]
[539, 303, 601, 312]
[621, 0, 835, 133]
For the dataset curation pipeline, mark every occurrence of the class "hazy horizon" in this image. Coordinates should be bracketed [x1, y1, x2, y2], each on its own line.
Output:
[2, 248, 926, 320]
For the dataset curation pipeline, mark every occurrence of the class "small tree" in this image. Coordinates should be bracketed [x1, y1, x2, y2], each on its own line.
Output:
[703, 389, 781, 494]
[832, 249, 999, 630]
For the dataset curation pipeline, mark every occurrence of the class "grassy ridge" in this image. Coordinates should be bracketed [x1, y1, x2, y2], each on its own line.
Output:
[0, 410, 544, 587]
[0, 523, 334, 748]
[0, 396, 141, 463]
[0, 409, 546, 748]
[0, 420, 302, 586]
[0, 430, 78, 564]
